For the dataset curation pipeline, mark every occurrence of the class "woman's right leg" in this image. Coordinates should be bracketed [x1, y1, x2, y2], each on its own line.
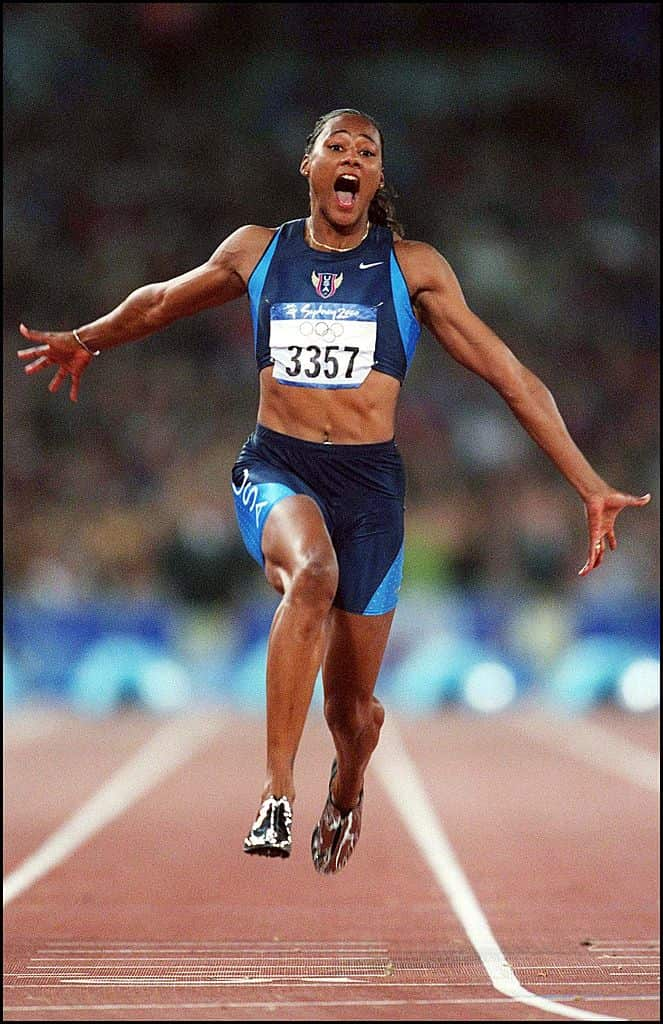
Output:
[257, 493, 338, 806]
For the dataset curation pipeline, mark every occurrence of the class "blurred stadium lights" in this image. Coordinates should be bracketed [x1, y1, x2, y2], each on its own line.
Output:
[385, 636, 493, 712]
[3, 645, 20, 708]
[546, 636, 656, 713]
[616, 657, 660, 713]
[462, 661, 518, 714]
[4, 624, 660, 716]
[136, 657, 194, 713]
[223, 637, 269, 714]
[70, 636, 192, 716]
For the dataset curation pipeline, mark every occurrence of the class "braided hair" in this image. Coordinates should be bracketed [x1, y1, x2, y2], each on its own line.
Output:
[304, 108, 405, 238]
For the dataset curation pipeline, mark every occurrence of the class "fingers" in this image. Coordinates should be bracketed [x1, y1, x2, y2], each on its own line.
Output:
[17, 345, 50, 361]
[18, 341, 52, 376]
[613, 491, 651, 509]
[578, 552, 594, 576]
[578, 535, 605, 577]
[579, 504, 602, 575]
[19, 323, 48, 345]
[49, 367, 67, 394]
[44, 365, 79, 402]
[23, 355, 51, 375]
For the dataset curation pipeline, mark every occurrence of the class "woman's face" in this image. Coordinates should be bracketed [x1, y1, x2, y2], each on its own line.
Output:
[300, 114, 384, 228]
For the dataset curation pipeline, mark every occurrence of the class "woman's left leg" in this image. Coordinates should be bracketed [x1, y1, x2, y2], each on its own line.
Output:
[311, 606, 394, 873]
[321, 607, 394, 810]
[321, 602, 393, 811]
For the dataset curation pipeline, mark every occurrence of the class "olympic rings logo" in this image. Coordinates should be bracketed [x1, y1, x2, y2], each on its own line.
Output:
[299, 320, 345, 339]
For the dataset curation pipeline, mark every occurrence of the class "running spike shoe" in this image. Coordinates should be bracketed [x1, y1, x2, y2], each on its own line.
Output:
[243, 795, 292, 858]
[311, 760, 363, 875]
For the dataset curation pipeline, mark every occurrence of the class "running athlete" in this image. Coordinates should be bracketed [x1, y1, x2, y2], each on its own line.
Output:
[17, 109, 651, 873]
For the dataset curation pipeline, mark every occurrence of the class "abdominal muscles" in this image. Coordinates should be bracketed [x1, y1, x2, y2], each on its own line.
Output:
[256, 366, 400, 444]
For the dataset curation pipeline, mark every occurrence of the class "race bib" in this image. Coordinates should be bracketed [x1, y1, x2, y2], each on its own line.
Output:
[269, 302, 377, 389]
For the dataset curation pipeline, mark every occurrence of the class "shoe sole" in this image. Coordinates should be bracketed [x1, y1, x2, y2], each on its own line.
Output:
[243, 845, 291, 858]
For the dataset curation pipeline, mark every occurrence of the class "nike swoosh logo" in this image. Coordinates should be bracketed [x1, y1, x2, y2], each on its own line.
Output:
[359, 261, 384, 270]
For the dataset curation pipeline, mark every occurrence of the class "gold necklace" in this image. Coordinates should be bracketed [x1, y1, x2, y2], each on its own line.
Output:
[307, 219, 370, 252]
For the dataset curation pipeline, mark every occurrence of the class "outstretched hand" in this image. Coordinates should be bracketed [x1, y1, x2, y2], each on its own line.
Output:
[17, 323, 93, 402]
[578, 489, 651, 576]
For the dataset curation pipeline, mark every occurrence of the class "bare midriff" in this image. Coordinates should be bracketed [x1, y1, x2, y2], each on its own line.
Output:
[257, 366, 401, 444]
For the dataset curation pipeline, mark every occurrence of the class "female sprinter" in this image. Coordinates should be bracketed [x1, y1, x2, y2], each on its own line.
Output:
[17, 109, 651, 874]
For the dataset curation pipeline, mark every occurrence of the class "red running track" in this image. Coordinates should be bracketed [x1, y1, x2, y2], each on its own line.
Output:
[3, 705, 659, 1021]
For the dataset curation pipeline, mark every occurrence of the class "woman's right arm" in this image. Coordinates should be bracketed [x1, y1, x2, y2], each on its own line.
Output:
[17, 224, 273, 401]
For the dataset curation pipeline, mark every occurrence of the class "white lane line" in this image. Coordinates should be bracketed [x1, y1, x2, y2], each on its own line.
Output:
[373, 716, 626, 1023]
[9, 974, 389, 983]
[3, 714, 223, 908]
[5, 981, 660, 989]
[41, 942, 387, 950]
[506, 713, 659, 792]
[530, 983, 658, 987]
[598, 950, 659, 958]
[3, 996, 659, 1012]
[13, 963, 627, 972]
[29, 957, 387, 962]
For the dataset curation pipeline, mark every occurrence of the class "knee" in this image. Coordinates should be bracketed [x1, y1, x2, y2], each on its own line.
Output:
[324, 694, 373, 741]
[371, 695, 385, 732]
[289, 550, 338, 611]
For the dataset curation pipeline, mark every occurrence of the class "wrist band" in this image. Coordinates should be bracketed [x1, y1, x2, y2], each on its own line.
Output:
[73, 328, 100, 357]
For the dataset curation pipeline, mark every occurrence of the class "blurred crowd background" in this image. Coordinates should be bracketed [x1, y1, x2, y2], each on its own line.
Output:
[3, 3, 659, 713]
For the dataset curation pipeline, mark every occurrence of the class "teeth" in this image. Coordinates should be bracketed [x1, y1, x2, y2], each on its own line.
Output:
[336, 174, 360, 195]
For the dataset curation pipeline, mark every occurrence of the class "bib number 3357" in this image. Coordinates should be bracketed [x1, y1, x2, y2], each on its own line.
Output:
[269, 302, 377, 389]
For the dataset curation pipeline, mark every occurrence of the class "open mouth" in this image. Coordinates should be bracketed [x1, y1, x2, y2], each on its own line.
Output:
[334, 174, 360, 210]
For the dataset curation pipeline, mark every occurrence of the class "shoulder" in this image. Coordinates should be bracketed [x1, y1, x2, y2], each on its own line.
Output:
[392, 237, 455, 296]
[392, 237, 469, 324]
[208, 225, 279, 286]
[212, 224, 278, 261]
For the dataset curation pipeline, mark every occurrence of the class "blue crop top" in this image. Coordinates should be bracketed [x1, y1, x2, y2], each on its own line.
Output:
[246, 219, 421, 389]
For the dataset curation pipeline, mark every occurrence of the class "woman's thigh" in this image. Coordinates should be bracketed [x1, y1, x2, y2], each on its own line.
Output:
[261, 494, 338, 595]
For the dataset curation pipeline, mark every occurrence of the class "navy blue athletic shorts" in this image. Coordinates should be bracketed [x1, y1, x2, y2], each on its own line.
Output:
[231, 424, 406, 615]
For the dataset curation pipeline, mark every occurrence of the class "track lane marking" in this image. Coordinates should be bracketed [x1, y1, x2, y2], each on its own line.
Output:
[13, 963, 646, 971]
[29, 956, 388, 962]
[373, 715, 626, 1022]
[506, 713, 659, 792]
[3, 714, 224, 907]
[2, 996, 659, 1012]
[5, 981, 660, 988]
[40, 941, 386, 946]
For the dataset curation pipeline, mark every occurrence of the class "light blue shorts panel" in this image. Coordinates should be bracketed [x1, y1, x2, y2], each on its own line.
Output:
[231, 472, 298, 566]
[362, 541, 404, 615]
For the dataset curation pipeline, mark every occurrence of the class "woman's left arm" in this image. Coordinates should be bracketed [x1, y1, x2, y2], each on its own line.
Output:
[396, 240, 651, 576]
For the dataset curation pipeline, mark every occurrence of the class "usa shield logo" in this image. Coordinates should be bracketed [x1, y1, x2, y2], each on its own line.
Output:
[311, 270, 343, 298]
